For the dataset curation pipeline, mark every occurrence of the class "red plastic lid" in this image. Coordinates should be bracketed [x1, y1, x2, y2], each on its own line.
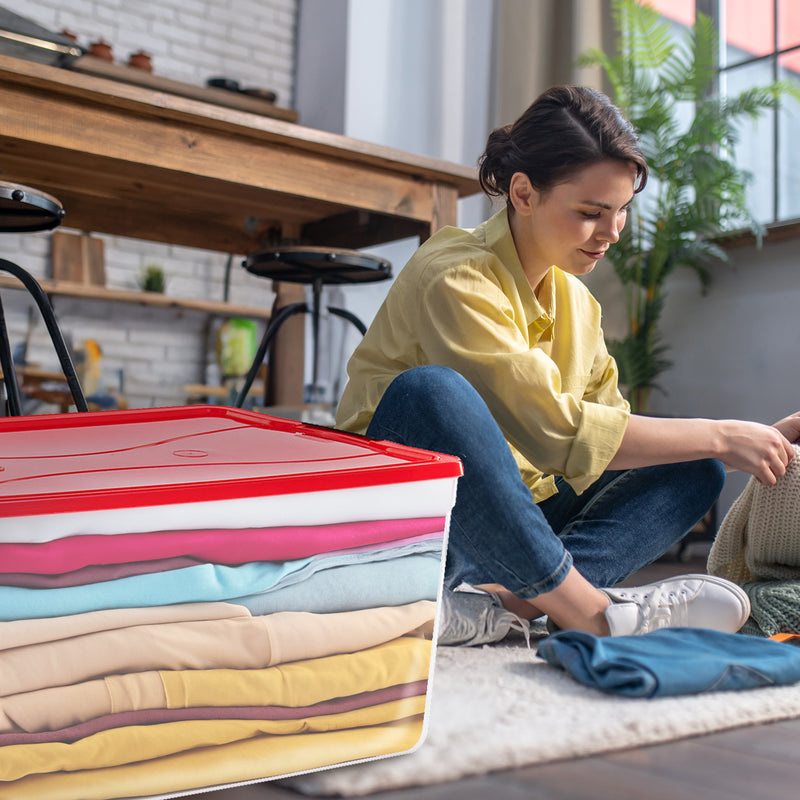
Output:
[0, 405, 462, 518]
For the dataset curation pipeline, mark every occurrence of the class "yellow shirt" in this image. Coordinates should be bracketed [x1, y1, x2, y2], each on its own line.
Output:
[1, 721, 424, 800]
[336, 208, 630, 500]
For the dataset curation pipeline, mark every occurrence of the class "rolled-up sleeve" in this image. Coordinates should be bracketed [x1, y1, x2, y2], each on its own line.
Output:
[419, 264, 629, 495]
[564, 401, 629, 494]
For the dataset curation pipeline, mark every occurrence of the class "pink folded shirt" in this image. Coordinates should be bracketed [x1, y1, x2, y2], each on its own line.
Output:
[0, 557, 200, 589]
[0, 517, 445, 574]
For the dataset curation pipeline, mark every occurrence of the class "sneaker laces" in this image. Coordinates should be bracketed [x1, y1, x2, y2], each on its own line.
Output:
[634, 584, 689, 634]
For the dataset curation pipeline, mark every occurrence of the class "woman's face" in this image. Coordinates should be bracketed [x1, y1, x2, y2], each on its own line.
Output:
[509, 159, 637, 288]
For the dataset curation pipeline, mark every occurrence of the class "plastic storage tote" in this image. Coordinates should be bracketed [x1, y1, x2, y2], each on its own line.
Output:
[0, 405, 462, 799]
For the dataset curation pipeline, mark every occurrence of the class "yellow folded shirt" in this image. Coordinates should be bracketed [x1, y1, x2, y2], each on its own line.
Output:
[0, 718, 424, 800]
[0, 696, 426, 782]
[3, 635, 432, 733]
[0, 600, 434, 699]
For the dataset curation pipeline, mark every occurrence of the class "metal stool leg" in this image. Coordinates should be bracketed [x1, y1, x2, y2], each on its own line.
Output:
[327, 306, 367, 336]
[233, 300, 371, 411]
[234, 302, 308, 408]
[0, 258, 88, 414]
[310, 277, 323, 394]
[0, 295, 23, 415]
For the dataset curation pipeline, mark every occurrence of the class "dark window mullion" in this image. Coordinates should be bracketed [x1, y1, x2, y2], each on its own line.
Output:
[773, 0, 779, 221]
[718, 44, 800, 73]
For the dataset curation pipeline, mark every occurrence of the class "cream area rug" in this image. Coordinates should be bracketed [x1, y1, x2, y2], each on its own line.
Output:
[285, 635, 800, 797]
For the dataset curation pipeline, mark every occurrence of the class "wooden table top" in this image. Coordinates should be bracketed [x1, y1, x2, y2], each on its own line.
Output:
[0, 54, 480, 254]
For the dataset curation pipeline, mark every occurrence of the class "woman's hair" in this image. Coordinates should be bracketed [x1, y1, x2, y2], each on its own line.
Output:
[478, 86, 648, 199]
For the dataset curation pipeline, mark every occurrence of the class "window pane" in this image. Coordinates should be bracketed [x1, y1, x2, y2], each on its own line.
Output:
[645, 0, 695, 27]
[777, 70, 800, 219]
[724, 61, 777, 224]
[778, 0, 800, 50]
[778, 45, 800, 73]
[724, 0, 774, 67]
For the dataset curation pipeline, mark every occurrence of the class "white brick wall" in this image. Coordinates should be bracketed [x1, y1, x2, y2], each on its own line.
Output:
[2, 0, 297, 410]
[14, 0, 296, 102]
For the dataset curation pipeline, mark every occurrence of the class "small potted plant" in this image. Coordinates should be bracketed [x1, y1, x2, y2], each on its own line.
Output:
[139, 263, 166, 293]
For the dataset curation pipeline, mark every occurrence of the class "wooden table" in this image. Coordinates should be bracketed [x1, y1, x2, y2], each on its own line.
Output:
[0, 54, 480, 254]
[0, 54, 480, 403]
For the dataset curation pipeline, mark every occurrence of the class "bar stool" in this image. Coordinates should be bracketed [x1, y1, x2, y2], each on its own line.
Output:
[0, 181, 88, 414]
[234, 245, 392, 408]
[0, 181, 65, 233]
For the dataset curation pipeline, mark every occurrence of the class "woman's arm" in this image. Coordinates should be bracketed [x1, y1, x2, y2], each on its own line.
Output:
[607, 413, 798, 485]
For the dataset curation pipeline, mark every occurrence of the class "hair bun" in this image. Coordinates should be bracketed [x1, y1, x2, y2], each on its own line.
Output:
[477, 86, 647, 201]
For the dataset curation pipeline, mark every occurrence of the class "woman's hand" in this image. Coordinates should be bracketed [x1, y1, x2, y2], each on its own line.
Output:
[716, 419, 796, 485]
[772, 411, 800, 445]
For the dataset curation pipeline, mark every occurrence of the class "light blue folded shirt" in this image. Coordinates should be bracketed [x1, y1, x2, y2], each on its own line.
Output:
[232, 552, 442, 614]
[0, 537, 443, 620]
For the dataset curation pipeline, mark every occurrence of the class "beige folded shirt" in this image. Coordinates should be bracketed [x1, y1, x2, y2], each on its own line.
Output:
[0, 602, 435, 731]
[0, 602, 252, 652]
[3, 635, 432, 734]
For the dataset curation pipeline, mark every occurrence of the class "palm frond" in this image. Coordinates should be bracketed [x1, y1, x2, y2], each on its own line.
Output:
[580, 0, 793, 411]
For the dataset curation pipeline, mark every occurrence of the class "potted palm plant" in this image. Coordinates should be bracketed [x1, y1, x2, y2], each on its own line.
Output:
[579, 0, 796, 412]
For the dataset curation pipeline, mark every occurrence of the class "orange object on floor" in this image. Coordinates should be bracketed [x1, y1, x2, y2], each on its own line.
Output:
[770, 633, 800, 646]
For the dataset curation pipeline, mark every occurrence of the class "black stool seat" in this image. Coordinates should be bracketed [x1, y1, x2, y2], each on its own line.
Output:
[243, 245, 392, 285]
[0, 181, 65, 233]
[0, 182, 86, 415]
[235, 246, 392, 408]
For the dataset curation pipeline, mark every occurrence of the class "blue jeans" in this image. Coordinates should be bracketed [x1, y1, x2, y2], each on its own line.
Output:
[538, 628, 800, 697]
[365, 366, 725, 600]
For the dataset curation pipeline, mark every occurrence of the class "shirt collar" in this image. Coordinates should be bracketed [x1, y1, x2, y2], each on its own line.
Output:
[485, 206, 555, 325]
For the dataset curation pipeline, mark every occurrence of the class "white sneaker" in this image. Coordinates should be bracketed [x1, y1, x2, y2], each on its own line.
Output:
[601, 573, 751, 636]
[437, 586, 530, 646]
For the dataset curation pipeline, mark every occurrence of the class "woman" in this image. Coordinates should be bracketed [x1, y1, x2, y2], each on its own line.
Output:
[335, 86, 800, 641]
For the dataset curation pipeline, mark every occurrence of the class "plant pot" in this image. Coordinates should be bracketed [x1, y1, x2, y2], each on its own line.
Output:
[88, 40, 113, 61]
[128, 50, 153, 72]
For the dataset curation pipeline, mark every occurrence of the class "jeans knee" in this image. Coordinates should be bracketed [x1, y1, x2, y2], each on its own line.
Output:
[691, 458, 726, 502]
[384, 366, 477, 411]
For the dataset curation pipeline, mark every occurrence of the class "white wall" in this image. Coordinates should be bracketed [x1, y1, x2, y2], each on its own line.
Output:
[342, 0, 494, 340]
[294, 0, 493, 402]
[653, 237, 800, 514]
[1, 0, 297, 409]
[585, 233, 800, 517]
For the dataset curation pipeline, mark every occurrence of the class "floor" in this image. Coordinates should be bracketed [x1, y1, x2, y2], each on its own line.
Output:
[202, 548, 800, 800]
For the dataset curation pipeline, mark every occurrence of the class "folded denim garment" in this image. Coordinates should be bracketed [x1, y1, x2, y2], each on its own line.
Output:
[537, 627, 800, 697]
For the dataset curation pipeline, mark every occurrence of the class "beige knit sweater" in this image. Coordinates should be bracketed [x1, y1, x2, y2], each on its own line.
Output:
[707, 444, 800, 583]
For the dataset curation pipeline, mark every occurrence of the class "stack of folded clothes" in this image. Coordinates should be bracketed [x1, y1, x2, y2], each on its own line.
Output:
[0, 406, 462, 799]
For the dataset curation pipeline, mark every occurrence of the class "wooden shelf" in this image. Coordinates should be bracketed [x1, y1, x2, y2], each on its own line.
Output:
[0, 276, 271, 319]
[69, 56, 299, 124]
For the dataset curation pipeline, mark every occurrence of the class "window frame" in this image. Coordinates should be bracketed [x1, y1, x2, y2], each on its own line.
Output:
[693, 0, 800, 235]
